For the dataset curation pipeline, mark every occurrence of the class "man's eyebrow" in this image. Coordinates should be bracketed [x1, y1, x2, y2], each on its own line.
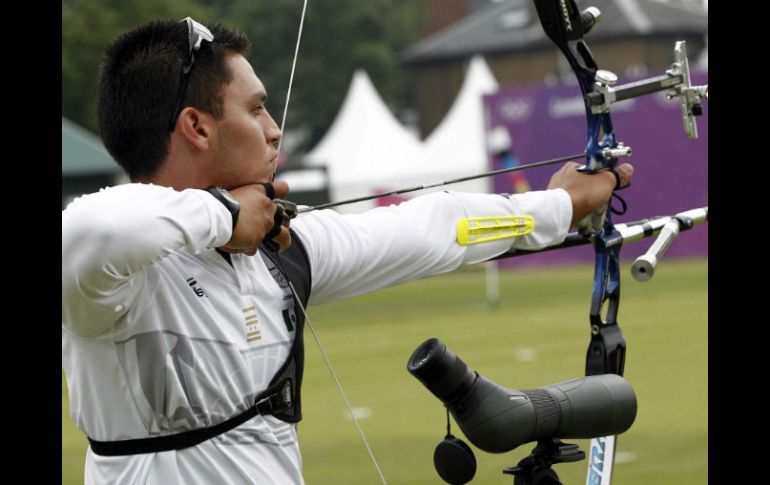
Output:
[249, 92, 267, 104]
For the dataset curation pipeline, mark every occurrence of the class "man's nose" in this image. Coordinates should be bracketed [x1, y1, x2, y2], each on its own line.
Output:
[265, 111, 282, 145]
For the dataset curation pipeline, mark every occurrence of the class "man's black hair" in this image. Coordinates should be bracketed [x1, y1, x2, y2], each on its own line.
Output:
[98, 19, 250, 179]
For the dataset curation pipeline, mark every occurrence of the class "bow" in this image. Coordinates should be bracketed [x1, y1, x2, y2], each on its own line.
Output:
[494, 2, 706, 484]
[531, 0, 626, 380]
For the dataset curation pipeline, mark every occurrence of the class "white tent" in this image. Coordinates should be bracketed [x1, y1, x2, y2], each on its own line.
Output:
[304, 70, 428, 212]
[421, 56, 501, 304]
[421, 55, 499, 194]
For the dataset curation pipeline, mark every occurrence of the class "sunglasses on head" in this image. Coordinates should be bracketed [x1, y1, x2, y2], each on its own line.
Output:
[168, 17, 215, 132]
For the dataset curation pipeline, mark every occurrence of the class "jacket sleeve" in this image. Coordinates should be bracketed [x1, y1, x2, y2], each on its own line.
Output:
[61, 183, 232, 337]
[292, 189, 572, 305]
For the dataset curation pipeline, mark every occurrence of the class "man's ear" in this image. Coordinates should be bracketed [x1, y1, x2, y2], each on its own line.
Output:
[176, 107, 215, 151]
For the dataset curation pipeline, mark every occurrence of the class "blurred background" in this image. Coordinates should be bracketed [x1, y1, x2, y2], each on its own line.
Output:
[62, 1, 708, 483]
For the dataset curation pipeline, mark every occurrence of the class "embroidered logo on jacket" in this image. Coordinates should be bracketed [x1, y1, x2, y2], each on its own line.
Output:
[243, 306, 261, 342]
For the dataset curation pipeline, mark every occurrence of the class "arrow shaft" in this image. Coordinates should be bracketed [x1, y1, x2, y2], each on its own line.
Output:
[297, 152, 585, 213]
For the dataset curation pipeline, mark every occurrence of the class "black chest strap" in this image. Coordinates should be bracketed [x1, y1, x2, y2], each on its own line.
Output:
[88, 377, 294, 456]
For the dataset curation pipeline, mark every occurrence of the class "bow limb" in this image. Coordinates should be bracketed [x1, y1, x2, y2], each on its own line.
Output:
[533, 2, 626, 484]
[532, 0, 626, 372]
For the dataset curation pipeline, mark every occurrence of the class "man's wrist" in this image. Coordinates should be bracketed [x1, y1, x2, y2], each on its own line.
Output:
[205, 186, 241, 231]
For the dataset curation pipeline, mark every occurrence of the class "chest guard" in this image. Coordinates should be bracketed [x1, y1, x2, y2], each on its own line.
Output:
[88, 229, 312, 456]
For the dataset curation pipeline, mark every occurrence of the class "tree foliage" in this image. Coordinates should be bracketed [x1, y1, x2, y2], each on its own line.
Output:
[62, 0, 211, 134]
[223, 0, 424, 156]
[62, 0, 425, 161]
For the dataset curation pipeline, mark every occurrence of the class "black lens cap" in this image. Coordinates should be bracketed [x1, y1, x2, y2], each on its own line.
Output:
[434, 435, 476, 484]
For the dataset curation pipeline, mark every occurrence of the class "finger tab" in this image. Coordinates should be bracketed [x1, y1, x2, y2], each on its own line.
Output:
[260, 182, 275, 200]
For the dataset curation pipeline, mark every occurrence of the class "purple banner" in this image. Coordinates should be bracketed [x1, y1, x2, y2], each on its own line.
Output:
[483, 72, 708, 267]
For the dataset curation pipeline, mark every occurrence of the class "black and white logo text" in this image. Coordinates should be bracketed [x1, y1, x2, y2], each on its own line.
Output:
[186, 277, 208, 298]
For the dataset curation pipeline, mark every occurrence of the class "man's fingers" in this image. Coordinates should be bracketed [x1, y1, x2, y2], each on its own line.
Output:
[272, 180, 290, 199]
[264, 208, 284, 241]
[614, 163, 634, 188]
[263, 206, 293, 254]
[608, 163, 634, 189]
[255, 181, 289, 200]
[225, 182, 293, 254]
[275, 226, 292, 254]
[259, 182, 276, 200]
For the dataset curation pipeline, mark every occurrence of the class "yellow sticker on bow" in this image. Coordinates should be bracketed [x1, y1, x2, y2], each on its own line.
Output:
[457, 215, 535, 245]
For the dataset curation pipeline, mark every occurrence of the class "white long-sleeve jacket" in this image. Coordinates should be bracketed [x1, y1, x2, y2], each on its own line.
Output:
[62, 183, 571, 484]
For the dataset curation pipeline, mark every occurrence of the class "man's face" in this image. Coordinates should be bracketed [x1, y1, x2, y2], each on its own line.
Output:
[211, 54, 282, 188]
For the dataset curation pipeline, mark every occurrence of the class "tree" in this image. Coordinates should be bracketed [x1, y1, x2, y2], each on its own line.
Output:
[223, 0, 425, 162]
[62, 0, 210, 133]
[62, 0, 425, 163]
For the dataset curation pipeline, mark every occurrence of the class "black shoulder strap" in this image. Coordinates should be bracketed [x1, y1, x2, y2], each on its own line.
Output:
[256, 228, 311, 423]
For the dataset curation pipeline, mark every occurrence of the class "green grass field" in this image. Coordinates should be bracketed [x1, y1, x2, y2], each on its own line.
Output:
[62, 258, 707, 484]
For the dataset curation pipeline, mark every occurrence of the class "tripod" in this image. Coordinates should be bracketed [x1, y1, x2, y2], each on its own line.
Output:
[503, 439, 585, 485]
